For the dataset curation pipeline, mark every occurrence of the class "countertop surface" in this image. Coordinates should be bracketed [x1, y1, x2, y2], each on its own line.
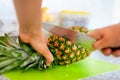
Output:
[83, 50, 120, 80]
[1, 51, 120, 80]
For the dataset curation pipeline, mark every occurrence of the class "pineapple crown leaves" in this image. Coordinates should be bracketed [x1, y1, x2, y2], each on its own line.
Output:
[18, 37, 36, 55]
[4, 34, 21, 49]
[0, 58, 17, 69]
[0, 34, 49, 73]
[0, 39, 13, 48]
[0, 34, 29, 60]
[0, 60, 22, 73]
[18, 37, 48, 70]
[0, 34, 32, 73]
[0, 56, 12, 61]
[11, 50, 29, 60]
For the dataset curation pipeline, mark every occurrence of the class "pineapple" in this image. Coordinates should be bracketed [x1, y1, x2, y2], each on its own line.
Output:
[48, 26, 90, 65]
[0, 26, 91, 73]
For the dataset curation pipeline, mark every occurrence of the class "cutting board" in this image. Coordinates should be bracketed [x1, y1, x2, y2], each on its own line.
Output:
[3, 58, 120, 80]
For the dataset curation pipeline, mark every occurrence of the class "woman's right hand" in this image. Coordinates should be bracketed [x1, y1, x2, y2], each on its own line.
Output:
[88, 23, 120, 57]
[101, 48, 120, 57]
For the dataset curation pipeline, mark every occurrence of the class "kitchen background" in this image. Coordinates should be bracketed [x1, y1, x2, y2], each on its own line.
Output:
[0, 0, 120, 60]
[0, 0, 120, 80]
[0, 0, 120, 30]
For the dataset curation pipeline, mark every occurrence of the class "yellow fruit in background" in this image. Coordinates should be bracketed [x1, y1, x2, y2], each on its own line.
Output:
[42, 7, 54, 22]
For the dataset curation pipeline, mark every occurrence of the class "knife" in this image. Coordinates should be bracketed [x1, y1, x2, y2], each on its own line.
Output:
[42, 22, 96, 51]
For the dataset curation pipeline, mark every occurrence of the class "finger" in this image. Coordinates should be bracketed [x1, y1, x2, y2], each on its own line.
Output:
[101, 48, 112, 56]
[112, 49, 120, 57]
[39, 45, 54, 63]
[45, 37, 48, 43]
[19, 33, 30, 43]
[40, 46, 54, 66]
[46, 60, 51, 66]
[88, 29, 106, 49]
[88, 29, 103, 40]
[31, 42, 54, 65]
[41, 36, 53, 66]
[93, 38, 107, 49]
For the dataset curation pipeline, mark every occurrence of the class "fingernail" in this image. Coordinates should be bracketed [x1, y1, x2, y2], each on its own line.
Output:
[106, 49, 111, 55]
[48, 54, 54, 62]
[46, 62, 51, 66]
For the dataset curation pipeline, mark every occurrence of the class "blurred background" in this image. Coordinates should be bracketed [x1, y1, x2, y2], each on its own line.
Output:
[0, 0, 120, 79]
[0, 0, 120, 64]
[0, 0, 120, 30]
[0, 0, 120, 66]
[0, 0, 120, 61]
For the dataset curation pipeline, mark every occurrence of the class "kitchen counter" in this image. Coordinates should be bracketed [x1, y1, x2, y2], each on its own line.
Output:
[0, 75, 8, 80]
[82, 50, 120, 80]
[83, 70, 120, 80]
[1, 51, 120, 80]
[1, 70, 120, 80]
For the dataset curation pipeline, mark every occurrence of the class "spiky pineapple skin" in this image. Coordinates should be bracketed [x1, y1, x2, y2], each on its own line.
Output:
[48, 26, 91, 65]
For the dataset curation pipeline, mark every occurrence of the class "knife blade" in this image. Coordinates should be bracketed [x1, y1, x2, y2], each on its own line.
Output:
[42, 22, 77, 42]
[42, 22, 96, 51]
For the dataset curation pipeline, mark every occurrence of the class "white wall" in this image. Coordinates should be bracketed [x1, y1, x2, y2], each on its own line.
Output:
[42, 0, 114, 29]
[0, 0, 17, 32]
[0, 0, 115, 30]
[113, 0, 120, 23]
[0, 0, 120, 60]
[0, 0, 16, 19]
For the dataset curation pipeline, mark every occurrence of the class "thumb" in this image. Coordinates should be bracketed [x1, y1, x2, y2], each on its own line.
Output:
[88, 29, 105, 49]
[32, 42, 54, 66]
[93, 38, 109, 49]
[40, 46, 54, 66]
[88, 29, 103, 40]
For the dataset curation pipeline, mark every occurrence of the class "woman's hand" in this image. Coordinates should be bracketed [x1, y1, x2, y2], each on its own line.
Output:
[14, 0, 54, 66]
[88, 23, 120, 57]
[19, 31, 54, 66]
[101, 48, 120, 57]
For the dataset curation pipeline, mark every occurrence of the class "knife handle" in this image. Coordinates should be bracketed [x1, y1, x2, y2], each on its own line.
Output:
[111, 47, 120, 51]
